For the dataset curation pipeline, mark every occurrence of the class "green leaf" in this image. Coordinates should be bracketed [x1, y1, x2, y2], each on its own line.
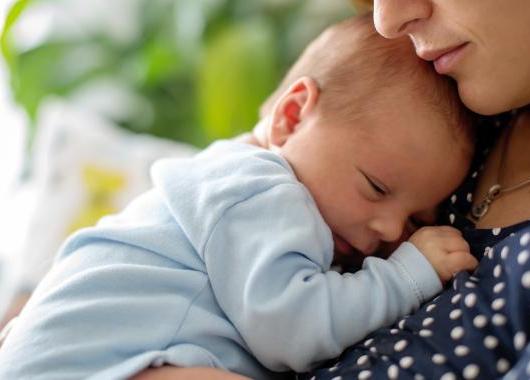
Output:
[197, 19, 279, 141]
[1, 0, 32, 66]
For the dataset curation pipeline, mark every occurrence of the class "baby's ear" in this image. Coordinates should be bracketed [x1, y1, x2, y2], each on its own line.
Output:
[268, 76, 320, 147]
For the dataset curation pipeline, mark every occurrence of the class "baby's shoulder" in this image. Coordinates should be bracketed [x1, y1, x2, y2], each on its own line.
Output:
[150, 140, 310, 243]
[196, 139, 295, 181]
[152, 140, 299, 201]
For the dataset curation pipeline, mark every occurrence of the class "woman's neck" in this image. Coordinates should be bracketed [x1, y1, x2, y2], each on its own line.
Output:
[502, 110, 530, 184]
[471, 109, 530, 229]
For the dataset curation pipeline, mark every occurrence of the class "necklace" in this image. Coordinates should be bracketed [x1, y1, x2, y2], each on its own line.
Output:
[471, 117, 530, 220]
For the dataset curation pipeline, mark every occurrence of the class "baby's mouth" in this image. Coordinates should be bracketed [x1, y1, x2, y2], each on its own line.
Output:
[334, 234, 380, 255]
[334, 233, 379, 256]
[333, 234, 355, 256]
[332, 234, 366, 269]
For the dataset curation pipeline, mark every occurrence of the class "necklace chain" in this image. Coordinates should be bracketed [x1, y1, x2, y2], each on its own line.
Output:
[471, 114, 530, 220]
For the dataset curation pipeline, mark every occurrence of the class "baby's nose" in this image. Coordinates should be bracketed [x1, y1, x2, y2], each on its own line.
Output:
[370, 217, 405, 244]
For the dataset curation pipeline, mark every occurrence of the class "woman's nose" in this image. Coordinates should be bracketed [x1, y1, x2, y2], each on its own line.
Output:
[373, 0, 432, 39]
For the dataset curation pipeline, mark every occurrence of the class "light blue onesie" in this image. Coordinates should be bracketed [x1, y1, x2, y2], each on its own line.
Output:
[0, 141, 442, 379]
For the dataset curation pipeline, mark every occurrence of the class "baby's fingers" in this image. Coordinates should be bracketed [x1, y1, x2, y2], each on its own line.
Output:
[450, 251, 479, 272]
[444, 236, 471, 254]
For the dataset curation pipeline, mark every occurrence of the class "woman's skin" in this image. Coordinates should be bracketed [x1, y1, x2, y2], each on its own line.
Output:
[131, 367, 250, 380]
[471, 112, 530, 229]
[372, 0, 530, 230]
[372, 0, 530, 115]
[0, 293, 30, 334]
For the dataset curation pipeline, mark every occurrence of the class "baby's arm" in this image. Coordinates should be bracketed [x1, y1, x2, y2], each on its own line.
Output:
[0, 191, 219, 379]
[203, 184, 448, 373]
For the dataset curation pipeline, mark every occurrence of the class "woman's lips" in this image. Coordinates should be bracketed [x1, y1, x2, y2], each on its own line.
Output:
[418, 43, 469, 75]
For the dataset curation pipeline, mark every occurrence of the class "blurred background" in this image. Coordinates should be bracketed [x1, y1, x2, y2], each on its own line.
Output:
[0, 0, 356, 327]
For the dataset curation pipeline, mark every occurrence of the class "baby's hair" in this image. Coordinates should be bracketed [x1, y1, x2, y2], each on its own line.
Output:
[261, 13, 474, 155]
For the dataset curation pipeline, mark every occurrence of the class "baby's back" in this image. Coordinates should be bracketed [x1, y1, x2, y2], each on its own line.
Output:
[0, 141, 297, 379]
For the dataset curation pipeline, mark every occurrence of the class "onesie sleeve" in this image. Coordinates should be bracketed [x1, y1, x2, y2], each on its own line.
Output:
[203, 183, 442, 372]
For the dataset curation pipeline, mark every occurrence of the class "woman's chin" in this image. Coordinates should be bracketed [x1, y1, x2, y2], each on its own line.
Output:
[459, 81, 528, 116]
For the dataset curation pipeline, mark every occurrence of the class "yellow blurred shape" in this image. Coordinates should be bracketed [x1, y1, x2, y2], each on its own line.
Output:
[67, 165, 126, 234]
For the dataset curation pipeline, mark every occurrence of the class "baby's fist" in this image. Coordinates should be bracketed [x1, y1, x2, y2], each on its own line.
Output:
[409, 226, 478, 284]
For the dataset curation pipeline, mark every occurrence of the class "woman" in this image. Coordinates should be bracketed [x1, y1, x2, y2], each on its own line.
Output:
[301, 1, 530, 379]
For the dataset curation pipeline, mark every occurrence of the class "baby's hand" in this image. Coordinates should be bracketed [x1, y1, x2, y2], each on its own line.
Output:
[409, 226, 478, 284]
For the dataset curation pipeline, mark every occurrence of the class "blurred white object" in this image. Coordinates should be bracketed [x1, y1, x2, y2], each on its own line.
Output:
[11, 0, 143, 51]
[11, 99, 197, 293]
[0, 0, 30, 318]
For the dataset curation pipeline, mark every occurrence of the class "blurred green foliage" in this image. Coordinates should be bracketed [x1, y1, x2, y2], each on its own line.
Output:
[2, 0, 354, 147]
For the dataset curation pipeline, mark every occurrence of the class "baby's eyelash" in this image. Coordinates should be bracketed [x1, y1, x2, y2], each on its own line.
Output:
[367, 176, 386, 195]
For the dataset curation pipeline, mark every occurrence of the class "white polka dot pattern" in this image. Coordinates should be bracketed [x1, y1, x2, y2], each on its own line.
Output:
[491, 298, 505, 310]
[484, 335, 498, 349]
[455, 345, 469, 356]
[501, 246, 509, 259]
[463, 364, 479, 379]
[449, 309, 462, 320]
[464, 293, 477, 307]
[497, 358, 510, 374]
[422, 317, 434, 327]
[394, 340, 407, 352]
[440, 372, 456, 380]
[520, 233, 530, 246]
[304, 218, 530, 380]
[399, 356, 413, 369]
[426, 303, 436, 312]
[473, 314, 487, 328]
[451, 326, 464, 340]
[363, 338, 373, 347]
[493, 282, 505, 293]
[358, 370, 371, 379]
[514, 332, 526, 351]
[492, 313, 507, 326]
[523, 271, 530, 288]
[518, 250, 529, 265]
[432, 353, 446, 364]
[357, 355, 368, 366]
[387, 365, 398, 379]
[419, 329, 432, 337]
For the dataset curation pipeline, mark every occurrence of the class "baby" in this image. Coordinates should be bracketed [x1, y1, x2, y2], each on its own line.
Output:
[0, 15, 478, 380]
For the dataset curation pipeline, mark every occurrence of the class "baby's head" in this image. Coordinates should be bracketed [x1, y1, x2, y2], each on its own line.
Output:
[260, 14, 474, 264]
